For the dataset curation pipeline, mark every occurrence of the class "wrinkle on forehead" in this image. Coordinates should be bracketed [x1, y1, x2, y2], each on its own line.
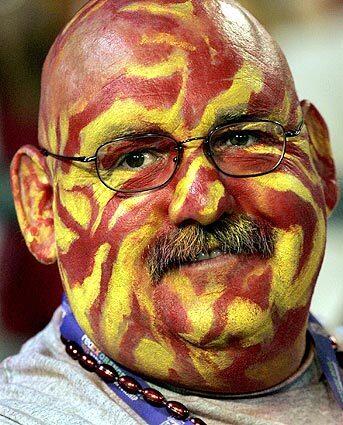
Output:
[39, 0, 299, 153]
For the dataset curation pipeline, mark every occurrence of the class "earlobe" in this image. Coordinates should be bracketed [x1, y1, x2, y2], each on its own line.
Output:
[10, 145, 57, 264]
[300, 100, 339, 216]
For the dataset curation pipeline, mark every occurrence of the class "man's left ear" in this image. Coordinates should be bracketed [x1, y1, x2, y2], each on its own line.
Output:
[301, 100, 339, 216]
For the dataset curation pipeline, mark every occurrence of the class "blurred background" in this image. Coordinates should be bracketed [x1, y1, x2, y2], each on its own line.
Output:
[0, 0, 342, 361]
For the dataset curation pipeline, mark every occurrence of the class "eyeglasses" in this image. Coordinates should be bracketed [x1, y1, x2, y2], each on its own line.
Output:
[41, 119, 303, 194]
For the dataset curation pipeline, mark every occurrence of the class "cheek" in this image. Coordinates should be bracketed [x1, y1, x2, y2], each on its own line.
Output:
[225, 163, 327, 315]
[53, 181, 167, 343]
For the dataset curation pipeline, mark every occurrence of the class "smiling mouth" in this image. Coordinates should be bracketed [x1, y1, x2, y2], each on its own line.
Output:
[158, 248, 234, 279]
[193, 248, 228, 263]
[162, 249, 235, 278]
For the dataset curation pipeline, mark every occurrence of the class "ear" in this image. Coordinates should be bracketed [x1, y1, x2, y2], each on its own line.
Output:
[10, 145, 57, 264]
[300, 100, 339, 216]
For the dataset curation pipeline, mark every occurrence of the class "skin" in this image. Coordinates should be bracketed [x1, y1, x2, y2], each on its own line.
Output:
[10, 0, 338, 394]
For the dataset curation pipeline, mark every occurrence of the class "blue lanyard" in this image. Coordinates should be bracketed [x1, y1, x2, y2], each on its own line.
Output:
[308, 313, 343, 408]
[60, 295, 343, 425]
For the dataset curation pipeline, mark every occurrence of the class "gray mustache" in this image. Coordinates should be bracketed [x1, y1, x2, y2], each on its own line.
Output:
[147, 215, 275, 283]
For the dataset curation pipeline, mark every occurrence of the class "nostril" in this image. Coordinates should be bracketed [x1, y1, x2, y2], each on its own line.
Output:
[180, 213, 230, 229]
[216, 212, 231, 223]
[179, 218, 201, 228]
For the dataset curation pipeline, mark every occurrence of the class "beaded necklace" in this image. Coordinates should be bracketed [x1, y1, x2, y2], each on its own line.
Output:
[60, 334, 205, 424]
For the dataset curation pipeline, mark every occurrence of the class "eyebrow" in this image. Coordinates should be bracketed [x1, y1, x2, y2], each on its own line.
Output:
[105, 123, 169, 141]
[212, 109, 275, 130]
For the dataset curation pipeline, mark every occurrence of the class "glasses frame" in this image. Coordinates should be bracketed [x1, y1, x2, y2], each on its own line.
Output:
[40, 118, 304, 194]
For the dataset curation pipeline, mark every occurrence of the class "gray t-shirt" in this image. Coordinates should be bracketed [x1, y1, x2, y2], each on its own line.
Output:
[0, 307, 342, 425]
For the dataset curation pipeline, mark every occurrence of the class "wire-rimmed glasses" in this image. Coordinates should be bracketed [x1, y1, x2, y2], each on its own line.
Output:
[41, 119, 303, 194]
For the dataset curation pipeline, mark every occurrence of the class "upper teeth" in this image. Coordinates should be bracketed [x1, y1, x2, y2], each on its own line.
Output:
[195, 249, 224, 262]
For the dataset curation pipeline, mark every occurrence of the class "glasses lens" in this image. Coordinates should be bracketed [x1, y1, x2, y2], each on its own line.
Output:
[209, 121, 285, 176]
[96, 135, 178, 192]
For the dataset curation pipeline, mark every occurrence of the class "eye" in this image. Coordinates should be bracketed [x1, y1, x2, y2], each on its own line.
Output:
[117, 150, 161, 170]
[216, 131, 258, 148]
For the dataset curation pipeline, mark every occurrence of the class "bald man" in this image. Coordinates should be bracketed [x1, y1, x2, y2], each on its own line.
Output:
[0, 1, 342, 424]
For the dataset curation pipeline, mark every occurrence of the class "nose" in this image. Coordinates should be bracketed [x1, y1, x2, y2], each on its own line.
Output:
[168, 155, 235, 226]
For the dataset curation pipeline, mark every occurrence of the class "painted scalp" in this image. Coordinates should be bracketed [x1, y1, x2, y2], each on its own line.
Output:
[38, 0, 299, 151]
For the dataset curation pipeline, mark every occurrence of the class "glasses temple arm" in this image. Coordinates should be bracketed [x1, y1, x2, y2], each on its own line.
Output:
[284, 119, 304, 138]
[40, 148, 96, 163]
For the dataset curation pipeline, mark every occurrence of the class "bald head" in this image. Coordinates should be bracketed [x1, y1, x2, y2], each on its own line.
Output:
[38, 0, 300, 154]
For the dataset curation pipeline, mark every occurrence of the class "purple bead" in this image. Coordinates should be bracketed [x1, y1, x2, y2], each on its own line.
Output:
[142, 388, 166, 406]
[166, 400, 189, 420]
[118, 376, 142, 394]
[96, 364, 118, 383]
[65, 341, 82, 360]
[79, 353, 97, 372]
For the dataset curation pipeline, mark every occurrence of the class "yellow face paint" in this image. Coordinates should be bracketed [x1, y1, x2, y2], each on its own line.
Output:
[29, 0, 335, 395]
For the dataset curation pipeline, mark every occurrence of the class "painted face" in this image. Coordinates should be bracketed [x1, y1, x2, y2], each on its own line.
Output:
[14, 0, 338, 394]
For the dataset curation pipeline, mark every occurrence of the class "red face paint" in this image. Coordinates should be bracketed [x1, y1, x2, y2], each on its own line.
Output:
[14, 0, 334, 394]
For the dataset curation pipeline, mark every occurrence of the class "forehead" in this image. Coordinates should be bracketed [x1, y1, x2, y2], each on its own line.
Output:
[39, 0, 299, 154]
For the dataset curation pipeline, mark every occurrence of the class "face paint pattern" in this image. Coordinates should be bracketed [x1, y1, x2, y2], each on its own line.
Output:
[37, 0, 328, 393]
